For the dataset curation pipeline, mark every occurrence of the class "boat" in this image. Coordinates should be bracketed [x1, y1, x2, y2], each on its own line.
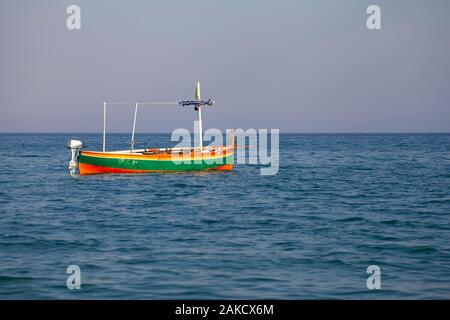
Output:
[68, 82, 234, 175]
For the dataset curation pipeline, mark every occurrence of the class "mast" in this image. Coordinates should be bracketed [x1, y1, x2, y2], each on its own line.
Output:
[195, 81, 203, 151]
[130, 102, 139, 153]
[103, 102, 106, 152]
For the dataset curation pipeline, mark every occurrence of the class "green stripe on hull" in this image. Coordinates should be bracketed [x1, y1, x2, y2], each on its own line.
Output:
[79, 154, 234, 171]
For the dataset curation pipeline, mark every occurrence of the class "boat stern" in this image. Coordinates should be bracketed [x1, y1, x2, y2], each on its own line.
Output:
[67, 139, 82, 176]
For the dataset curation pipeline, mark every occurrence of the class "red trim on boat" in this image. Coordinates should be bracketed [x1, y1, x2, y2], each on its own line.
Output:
[78, 162, 233, 175]
[78, 163, 151, 175]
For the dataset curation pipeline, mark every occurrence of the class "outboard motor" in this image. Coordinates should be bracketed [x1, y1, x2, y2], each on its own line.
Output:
[68, 139, 82, 175]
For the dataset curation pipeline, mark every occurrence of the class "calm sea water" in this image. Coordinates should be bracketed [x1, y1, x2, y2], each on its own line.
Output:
[0, 133, 449, 299]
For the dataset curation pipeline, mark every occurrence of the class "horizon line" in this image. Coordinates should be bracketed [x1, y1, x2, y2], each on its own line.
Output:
[1, 131, 450, 134]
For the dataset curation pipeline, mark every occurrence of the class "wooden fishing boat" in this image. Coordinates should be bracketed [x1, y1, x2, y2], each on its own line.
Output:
[68, 82, 234, 175]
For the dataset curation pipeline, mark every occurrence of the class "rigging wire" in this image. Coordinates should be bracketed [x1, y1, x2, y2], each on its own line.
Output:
[104, 102, 179, 105]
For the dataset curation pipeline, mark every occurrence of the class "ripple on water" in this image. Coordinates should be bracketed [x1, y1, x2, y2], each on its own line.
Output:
[0, 133, 449, 299]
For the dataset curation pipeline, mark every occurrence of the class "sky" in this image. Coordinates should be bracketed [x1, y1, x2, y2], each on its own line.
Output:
[0, 0, 449, 133]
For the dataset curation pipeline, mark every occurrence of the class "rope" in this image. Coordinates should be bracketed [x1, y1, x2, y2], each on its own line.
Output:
[140, 102, 179, 105]
[104, 102, 179, 105]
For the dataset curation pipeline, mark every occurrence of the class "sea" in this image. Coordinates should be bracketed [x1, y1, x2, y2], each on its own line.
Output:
[0, 133, 449, 299]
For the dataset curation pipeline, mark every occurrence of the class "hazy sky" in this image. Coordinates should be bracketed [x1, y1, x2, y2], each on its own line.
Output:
[1, 0, 449, 132]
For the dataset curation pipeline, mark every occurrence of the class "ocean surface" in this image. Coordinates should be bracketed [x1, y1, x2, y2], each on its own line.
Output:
[0, 133, 449, 299]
